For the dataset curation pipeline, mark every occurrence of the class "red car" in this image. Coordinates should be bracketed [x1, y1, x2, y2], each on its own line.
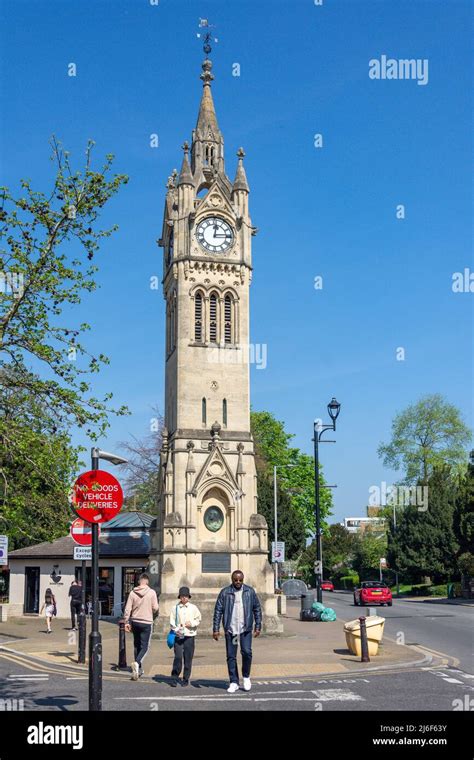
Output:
[321, 580, 334, 591]
[353, 581, 392, 607]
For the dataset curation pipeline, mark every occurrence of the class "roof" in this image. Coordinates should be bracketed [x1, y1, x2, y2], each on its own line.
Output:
[9, 532, 150, 560]
[101, 511, 155, 530]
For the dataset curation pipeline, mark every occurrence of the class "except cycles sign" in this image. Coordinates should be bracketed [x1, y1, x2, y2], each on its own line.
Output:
[70, 470, 123, 524]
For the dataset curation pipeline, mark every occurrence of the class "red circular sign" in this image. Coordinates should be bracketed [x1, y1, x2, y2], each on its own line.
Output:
[70, 518, 100, 546]
[71, 470, 123, 524]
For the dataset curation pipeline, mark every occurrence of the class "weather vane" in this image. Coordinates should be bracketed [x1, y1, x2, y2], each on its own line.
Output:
[197, 18, 218, 57]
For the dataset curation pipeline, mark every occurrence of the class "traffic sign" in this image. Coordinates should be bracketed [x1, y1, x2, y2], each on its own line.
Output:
[0, 535, 8, 566]
[314, 560, 323, 574]
[272, 541, 285, 563]
[71, 470, 123, 524]
[70, 518, 99, 546]
[74, 546, 92, 561]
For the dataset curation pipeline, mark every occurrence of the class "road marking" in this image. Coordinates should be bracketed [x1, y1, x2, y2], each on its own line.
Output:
[66, 677, 88, 680]
[8, 675, 49, 681]
[114, 688, 364, 703]
[441, 678, 463, 684]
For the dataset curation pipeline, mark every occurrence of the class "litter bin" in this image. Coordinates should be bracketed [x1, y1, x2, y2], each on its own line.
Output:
[344, 616, 385, 656]
[300, 592, 316, 620]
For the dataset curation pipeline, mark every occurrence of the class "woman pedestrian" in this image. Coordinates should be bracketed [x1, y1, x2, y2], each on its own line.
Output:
[40, 588, 57, 633]
[169, 586, 201, 687]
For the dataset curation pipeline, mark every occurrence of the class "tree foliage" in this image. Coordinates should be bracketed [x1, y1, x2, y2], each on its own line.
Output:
[378, 394, 471, 485]
[251, 410, 333, 536]
[386, 467, 459, 583]
[0, 138, 129, 440]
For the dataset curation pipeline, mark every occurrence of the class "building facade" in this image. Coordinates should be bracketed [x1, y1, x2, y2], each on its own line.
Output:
[149, 54, 280, 632]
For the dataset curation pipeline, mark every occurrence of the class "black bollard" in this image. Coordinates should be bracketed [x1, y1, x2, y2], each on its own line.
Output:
[118, 618, 127, 670]
[359, 616, 370, 662]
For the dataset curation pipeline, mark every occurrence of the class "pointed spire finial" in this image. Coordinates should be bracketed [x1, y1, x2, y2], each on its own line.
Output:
[233, 147, 249, 193]
[182, 140, 190, 155]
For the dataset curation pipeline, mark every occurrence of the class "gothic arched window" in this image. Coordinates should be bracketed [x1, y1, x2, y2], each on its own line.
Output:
[195, 291, 203, 342]
[202, 397, 207, 425]
[224, 294, 233, 344]
[223, 398, 227, 427]
[209, 292, 218, 343]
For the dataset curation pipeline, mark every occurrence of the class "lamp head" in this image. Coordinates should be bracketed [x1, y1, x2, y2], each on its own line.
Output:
[327, 397, 341, 422]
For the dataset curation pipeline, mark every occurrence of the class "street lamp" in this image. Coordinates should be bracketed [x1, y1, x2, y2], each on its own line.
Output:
[273, 464, 297, 590]
[313, 397, 341, 604]
[89, 447, 128, 712]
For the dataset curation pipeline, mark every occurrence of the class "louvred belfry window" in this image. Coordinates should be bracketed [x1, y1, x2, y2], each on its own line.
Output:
[210, 293, 218, 342]
[195, 292, 203, 341]
[224, 295, 232, 343]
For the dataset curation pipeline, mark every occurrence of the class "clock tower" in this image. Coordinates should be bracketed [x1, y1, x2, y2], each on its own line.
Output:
[151, 52, 281, 633]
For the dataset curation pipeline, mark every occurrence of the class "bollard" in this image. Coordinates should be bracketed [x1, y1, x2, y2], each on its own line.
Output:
[118, 618, 127, 670]
[78, 607, 86, 664]
[359, 615, 370, 662]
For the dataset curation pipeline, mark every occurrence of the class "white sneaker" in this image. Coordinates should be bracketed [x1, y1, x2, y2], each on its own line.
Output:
[243, 677, 251, 692]
[131, 661, 139, 681]
[227, 682, 240, 693]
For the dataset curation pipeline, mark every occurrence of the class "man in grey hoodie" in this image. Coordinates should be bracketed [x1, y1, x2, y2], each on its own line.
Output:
[124, 573, 159, 680]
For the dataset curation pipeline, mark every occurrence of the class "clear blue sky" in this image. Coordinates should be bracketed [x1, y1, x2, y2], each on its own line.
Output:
[1, 0, 472, 524]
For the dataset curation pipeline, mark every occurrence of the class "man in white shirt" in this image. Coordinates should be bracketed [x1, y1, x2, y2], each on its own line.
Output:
[169, 586, 201, 687]
[213, 570, 262, 693]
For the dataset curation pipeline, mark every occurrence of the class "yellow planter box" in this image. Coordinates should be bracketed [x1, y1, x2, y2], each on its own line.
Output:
[343, 616, 385, 657]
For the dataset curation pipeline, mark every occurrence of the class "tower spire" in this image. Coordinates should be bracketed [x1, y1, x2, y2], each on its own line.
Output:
[192, 20, 225, 182]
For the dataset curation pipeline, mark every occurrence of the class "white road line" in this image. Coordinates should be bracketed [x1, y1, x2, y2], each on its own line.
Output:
[440, 678, 463, 684]
[114, 688, 364, 703]
[66, 677, 88, 680]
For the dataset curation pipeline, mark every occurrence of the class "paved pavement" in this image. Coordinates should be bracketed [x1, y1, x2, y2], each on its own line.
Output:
[0, 597, 424, 681]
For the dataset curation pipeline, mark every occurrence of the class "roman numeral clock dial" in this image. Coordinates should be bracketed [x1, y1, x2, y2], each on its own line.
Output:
[196, 217, 234, 253]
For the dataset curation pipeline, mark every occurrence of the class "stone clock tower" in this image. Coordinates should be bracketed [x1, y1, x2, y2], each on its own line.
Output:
[150, 53, 281, 633]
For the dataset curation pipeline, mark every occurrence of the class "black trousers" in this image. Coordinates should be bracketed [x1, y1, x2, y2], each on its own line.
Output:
[225, 631, 253, 684]
[131, 622, 153, 669]
[172, 636, 195, 681]
[70, 601, 82, 628]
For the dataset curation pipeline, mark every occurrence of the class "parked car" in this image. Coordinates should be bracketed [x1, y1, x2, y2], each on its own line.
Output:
[353, 581, 392, 606]
[321, 580, 334, 592]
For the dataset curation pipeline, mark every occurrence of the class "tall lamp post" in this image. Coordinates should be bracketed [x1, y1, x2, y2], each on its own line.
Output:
[313, 397, 341, 604]
[273, 464, 297, 589]
[89, 447, 127, 712]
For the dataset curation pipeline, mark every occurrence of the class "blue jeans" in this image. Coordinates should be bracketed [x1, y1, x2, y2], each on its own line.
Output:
[225, 631, 253, 684]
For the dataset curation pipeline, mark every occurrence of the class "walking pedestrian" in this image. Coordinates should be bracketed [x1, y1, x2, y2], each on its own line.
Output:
[123, 573, 159, 681]
[40, 588, 57, 634]
[169, 586, 201, 687]
[212, 570, 262, 693]
[68, 579, 82, 630]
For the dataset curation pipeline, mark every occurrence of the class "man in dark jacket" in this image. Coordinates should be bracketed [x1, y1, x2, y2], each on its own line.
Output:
[213, 570, 262, 693]
[68, 580, 83, 630]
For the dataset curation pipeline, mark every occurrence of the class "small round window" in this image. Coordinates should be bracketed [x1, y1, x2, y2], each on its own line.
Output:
[204, 506, 224, 533]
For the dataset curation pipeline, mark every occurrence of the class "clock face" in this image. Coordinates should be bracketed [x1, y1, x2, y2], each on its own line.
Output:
[196, 217, 234, 253]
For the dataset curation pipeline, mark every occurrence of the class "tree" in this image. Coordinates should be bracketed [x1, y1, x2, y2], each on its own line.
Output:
[298, 524, 357, 585]
[256, 472, 306, 560]
[117, 408, 163, 513]
[352, 532, 387, 581]
[453, 458, 474, 580]
[0, 385, 81, 549]
[386, 467, 459, 584]
[378, 394, 471, 485]
[0, 138, 129, 441]
[251, 410, 333, 536]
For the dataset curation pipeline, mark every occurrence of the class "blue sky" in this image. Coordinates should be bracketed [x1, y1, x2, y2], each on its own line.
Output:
[1, 0, 472, 525]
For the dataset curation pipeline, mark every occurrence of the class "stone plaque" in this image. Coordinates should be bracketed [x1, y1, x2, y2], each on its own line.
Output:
[202, 553, 231, 574]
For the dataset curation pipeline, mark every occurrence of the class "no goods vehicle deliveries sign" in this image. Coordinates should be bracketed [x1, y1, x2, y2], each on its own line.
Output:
[71, 470, 123, 524]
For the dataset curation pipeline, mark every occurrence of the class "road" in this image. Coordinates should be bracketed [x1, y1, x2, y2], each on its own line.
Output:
[320, 591, 473, 673]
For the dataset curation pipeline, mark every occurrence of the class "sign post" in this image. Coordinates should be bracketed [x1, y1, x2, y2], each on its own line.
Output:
[71, 463, 123, 712]
[70, 519, 99, 664]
